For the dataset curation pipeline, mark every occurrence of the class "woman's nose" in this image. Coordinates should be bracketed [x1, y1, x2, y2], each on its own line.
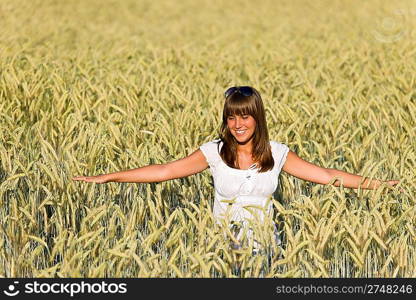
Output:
[235, 117, 242, 128]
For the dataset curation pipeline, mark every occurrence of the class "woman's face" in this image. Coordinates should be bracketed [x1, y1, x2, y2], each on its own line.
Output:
[226, 114, 257, 144]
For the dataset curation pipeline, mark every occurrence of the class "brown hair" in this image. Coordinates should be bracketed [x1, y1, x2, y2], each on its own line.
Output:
[218, 87, 274, 172]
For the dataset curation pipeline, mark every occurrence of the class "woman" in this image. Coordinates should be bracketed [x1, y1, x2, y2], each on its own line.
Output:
[72, 86, 400, 249]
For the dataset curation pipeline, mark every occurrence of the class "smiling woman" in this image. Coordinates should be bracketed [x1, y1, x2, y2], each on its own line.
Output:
[220, 86, 274, 172]
[72, 86, 401, 252]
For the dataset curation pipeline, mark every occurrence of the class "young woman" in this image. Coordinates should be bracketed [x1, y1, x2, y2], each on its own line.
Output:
[72, 86, 400, 248]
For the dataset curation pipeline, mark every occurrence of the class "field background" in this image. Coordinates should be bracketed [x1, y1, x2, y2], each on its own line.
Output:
[0, 0, 415, 277]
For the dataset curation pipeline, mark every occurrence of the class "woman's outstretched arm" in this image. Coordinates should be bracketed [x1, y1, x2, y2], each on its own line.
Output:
[72, 149, 209, 184]
[282, 151, 400, 190]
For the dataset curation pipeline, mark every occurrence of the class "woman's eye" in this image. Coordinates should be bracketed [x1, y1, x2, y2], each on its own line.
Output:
[242, 115, 249, 119]
[227, 116, 235, 120]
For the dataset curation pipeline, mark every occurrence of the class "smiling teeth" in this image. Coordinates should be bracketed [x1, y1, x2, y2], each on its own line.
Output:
[236, 130, 246, 134]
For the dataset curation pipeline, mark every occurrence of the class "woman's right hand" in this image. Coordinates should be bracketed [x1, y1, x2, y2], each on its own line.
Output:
[72, 174, 109, 184]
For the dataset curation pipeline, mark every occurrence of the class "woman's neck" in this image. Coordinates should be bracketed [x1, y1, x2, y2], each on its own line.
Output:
[236, 141, 253, 155]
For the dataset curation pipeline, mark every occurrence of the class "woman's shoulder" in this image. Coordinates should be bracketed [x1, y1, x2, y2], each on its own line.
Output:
[200, 138, 222, 148]
[269, 140, 289, 153]
[202, 138, 222, 144]
[199, 138, 222, 155]
[269, 140, 287, 146]
[269, 140, 290, 172]
[199, 139, 222, 167]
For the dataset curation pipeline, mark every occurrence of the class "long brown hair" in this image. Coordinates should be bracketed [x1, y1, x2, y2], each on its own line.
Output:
[218, 87, 274, 172]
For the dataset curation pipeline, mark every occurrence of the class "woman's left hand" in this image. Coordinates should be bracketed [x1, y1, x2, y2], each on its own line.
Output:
[385, 180, 404, 193]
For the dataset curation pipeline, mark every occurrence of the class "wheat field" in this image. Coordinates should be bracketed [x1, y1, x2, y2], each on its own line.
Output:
[0, 0, 415, 277]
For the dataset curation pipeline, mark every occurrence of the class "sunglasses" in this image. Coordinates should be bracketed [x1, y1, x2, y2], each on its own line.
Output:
[224, 86, 254, 98]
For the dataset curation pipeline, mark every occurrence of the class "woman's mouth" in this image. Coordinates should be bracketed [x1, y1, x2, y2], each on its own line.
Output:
[235, 130, 247, 136]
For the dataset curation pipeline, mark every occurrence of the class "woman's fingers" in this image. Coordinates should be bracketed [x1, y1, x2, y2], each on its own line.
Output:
[385, 180, 399, 187]
[72, 175, 106, 183]
[386, 180, 404, 193]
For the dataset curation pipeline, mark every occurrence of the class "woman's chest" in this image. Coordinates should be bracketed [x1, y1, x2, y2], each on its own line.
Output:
[212, 164, 278, 198]
[235, 153, 257, 170]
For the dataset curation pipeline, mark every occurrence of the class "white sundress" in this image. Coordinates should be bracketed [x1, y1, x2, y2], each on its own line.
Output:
[199, 139, 289, 250]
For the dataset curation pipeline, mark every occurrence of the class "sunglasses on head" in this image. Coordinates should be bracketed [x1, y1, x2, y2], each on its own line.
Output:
[224, 86, 254, 98]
